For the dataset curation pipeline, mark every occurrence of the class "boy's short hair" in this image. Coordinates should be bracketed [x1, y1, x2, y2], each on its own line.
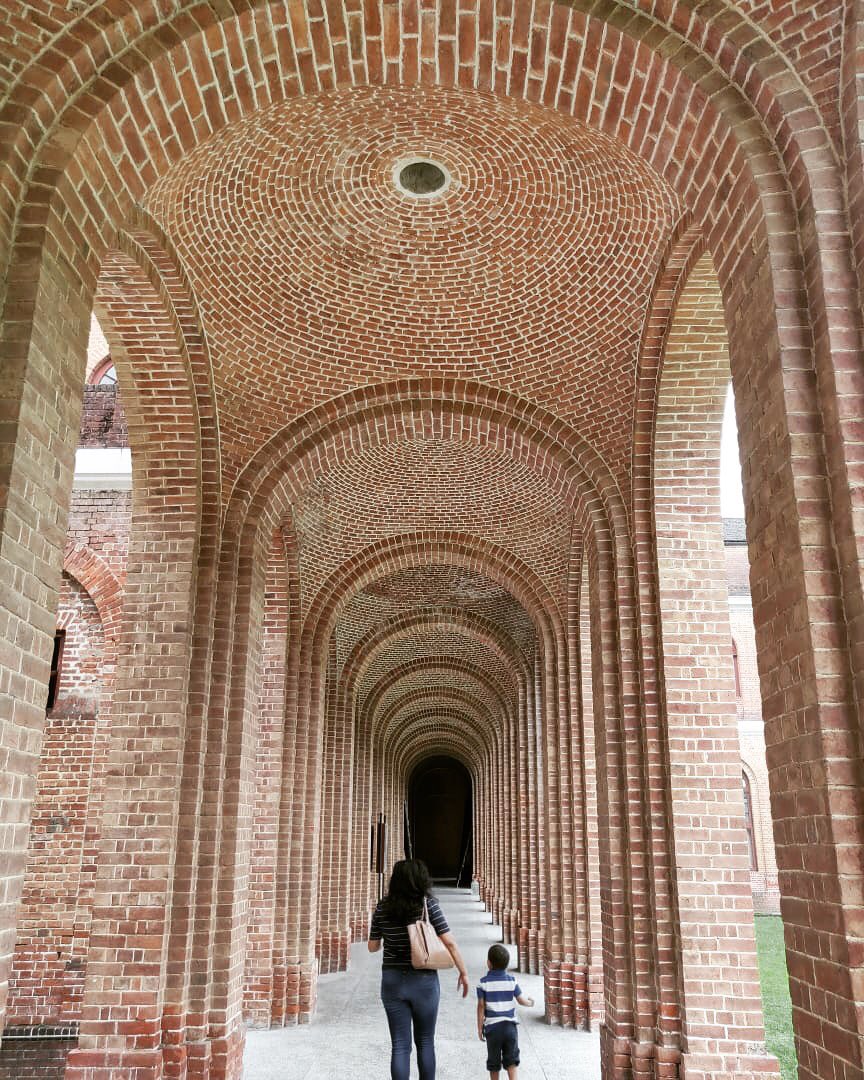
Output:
[488, 944, 510, 970]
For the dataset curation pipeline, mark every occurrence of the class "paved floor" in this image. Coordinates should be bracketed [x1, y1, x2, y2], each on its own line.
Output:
[244, 888, 600, 1079]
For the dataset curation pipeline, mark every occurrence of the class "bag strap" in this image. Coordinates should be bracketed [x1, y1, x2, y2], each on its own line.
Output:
[422, 897, 430, 925]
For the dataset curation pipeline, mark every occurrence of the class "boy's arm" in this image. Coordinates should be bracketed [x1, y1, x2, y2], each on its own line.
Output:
[476, 997, 486, 1040]
[515, 993, 535, 1007]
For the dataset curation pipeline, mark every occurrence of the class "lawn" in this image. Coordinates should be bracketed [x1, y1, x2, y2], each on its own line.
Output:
[754, 915, 797, 1080]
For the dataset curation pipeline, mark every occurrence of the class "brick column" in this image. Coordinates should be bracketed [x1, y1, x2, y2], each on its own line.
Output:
[349, 695, 375, 942]
[587, 532, 636, 1080]
[271, 590, 316, 1027]
[63, 497, 203, 1079]
[65, 248, 216, 1079]
[317, 638, 354, 975]
[578, 560, 604, 1026]
[243, 532, 290, 1026]
[542, 629, 575, 1027]
[502, 711, 521, 943]
[652, 254, 778, 1080]
[516, 654, 543, 976]
[513, 675, 532, 959]
[0, 264, 90, 1043]
[729, 240, 864, 1080]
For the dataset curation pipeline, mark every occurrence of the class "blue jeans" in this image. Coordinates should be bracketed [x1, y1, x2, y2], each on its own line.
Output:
[380, 967, 441, 1080]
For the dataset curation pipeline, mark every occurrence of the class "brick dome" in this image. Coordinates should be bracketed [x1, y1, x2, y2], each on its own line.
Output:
[146, 84, 678, 486]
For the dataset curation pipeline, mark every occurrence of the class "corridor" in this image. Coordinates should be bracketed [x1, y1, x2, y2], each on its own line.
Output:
[244, 889, 600, 1079]
[6, 1, 860, 1074]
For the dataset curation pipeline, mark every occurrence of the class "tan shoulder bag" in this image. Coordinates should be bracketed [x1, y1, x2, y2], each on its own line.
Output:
[407, 898, 454, 970]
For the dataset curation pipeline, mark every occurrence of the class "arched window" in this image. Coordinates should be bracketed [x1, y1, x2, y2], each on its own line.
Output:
[732, 638, 741, 697]
[742, 771, 758, 870]
[89, 356, 117, 385]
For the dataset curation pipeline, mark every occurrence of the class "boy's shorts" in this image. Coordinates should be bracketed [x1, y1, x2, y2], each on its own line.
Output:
[485, 1021, 520, 1072]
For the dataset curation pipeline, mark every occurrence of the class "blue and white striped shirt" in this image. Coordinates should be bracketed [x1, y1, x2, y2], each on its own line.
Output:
[476, 969, 523, 1028]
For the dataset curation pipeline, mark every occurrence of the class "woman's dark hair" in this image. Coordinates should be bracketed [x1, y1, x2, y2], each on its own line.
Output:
[381, 859, 433, 924]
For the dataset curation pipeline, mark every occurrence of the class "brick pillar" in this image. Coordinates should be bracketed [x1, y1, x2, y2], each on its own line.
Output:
[192, 520, 271, 1080]
[729, 238, 864, 1080]
[317, 637, 354, 975]
[65, 248, 217, 1079]
[243, 531, 290, 1026]
[492, 734, 504, 924]
[578, 560, 604, 1026]
[543, 628, 579, 1027]
[652, 253, 778, 1080]
[548, 553, 594, 1031]
[271, 618, 327, 1027]
[63, 499, 203, 1079]
[586, 532, 636, 1080]
[514, 675, 532, 961]
[0, 258, 91, 1043]
[503, 711, 521, 943]
[349, 697, 374, 942]
[516, 654, 543, 976]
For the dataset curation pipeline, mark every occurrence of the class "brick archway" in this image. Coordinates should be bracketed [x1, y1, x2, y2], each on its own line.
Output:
[61, 544, 123, 645]
[0, 6, 862, 1080]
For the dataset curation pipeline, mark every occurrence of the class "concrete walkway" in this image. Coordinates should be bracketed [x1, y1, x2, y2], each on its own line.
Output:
[244, 888, 600, 1079]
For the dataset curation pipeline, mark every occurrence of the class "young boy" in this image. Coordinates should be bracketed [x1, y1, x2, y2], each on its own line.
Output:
[476, 944, 535, 1079]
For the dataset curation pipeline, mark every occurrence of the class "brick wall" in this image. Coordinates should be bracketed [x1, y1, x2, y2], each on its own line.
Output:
[7, 485, 130, 1030]
[0, 1038, 76, 1079]
[65, 490, 131, 580]
[78, 385, 127, 449]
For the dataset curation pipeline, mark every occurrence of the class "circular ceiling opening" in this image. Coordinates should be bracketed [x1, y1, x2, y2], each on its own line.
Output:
[395, 158, 450, 198]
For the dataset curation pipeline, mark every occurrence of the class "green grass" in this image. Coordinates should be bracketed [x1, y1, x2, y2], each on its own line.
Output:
[754, 915, 797, 1080]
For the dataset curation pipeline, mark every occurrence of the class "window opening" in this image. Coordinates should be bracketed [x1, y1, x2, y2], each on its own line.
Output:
[732, 638, 742, 698]
[46, 629, 66, 710]
[742, 771, 758, 870]
[89, 357, 117, 385]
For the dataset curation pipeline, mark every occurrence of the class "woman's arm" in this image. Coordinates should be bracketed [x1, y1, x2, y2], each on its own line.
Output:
[368, 902, 382, 952]
[439, 931, 469, 997]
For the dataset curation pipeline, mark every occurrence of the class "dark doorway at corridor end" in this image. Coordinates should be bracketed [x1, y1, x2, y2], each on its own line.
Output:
[406, 756, 473, 887]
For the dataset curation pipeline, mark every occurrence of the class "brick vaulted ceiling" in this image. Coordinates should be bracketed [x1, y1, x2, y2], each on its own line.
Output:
[16, 0, 818, 747]
[145, 84, 680, 489]
[292, 440, 571, 609]
[139, 67, 682, 715]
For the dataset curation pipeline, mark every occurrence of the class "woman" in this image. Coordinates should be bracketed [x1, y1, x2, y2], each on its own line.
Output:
[368, 859, 469, 1080]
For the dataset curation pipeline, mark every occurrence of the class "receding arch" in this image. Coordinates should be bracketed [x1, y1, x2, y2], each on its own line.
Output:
[61, 543, 123, 645]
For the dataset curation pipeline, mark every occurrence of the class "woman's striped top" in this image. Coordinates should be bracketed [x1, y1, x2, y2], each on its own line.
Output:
[369, 896, 450, 969]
